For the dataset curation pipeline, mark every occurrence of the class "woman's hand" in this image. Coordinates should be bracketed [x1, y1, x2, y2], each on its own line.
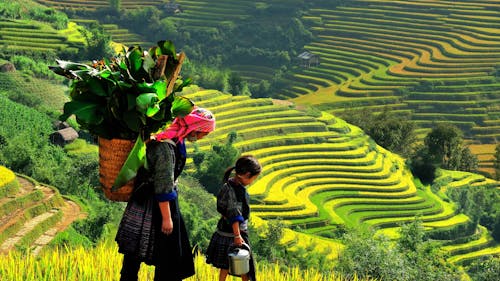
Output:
[159, 201, 173, 235]
[234, 235, 243, 246]
[162, 216, 173, 235]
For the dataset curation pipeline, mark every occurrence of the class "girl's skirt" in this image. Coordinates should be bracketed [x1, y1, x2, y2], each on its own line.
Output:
[206, 230, 257, 281]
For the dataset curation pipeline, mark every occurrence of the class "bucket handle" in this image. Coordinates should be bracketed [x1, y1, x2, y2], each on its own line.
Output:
[228, 242, 251, 253]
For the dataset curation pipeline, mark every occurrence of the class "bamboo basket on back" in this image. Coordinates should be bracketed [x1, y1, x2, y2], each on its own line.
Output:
[98, 138, 135, 202]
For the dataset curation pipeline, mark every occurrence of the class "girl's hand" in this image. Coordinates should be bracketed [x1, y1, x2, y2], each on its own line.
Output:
[234, 235, 243, 246]
[162, 216, 173, 235]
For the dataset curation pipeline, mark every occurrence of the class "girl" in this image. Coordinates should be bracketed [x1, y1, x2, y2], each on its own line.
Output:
[206, 155, 262, 281]
[115, 107, 216, 281]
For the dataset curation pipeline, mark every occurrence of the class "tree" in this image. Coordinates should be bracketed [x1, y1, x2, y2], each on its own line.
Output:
[468, 256, 500, 281]
[339, 107, 416, 157]
[408, 145, 437, 183]
[494, 144, 500, 180]
[78, 23, 112, 60]
[423, 123, 477, 172]
[335, 230, 408, 280]
[192, 132, 239, 194]
[425, 123, 462, 169]
[109, 0, 121, 13]
[492, 213, 500, 241]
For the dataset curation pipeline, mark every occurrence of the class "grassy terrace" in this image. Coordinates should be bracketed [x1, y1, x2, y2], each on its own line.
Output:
[34, 0, 164, 11]
[279, 0, 500, 146]
[0, 19, 79, 55]
[181, 89, 500, 262]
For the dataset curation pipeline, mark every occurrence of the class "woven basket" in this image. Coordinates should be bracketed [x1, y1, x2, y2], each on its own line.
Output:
[98, 137, 136, 202]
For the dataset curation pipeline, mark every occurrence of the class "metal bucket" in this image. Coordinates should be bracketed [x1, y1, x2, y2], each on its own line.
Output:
[228, 243, 251, 276]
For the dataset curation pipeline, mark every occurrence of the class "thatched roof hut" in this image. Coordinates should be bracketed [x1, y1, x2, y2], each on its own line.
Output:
[50, 127, 78, 146]
[297, 51, 320, 68]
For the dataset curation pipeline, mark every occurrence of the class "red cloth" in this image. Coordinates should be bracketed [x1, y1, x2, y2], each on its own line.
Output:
[155, 107, 215, 142]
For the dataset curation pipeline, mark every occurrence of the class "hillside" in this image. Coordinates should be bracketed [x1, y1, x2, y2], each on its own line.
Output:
[182, 88, 500, 265]
[0, 166, 86, 255]
[13, 0, 499, 175]
[286, 0, 500, 144]
[0, 0, 499, 278]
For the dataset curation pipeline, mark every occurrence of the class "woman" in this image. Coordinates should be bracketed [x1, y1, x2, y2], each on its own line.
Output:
[116, 107, 216, 281]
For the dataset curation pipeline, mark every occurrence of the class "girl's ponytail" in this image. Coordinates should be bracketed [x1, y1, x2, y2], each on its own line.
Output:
[223, 166, 236, 183]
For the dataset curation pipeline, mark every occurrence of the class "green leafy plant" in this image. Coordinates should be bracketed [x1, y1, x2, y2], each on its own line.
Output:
[50, 40, 193, 140]
[50, 40, 195, 191]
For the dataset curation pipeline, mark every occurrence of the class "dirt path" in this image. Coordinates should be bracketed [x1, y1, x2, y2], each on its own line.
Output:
[31, 199, 86, 256]
[0, 177, 38, 234]
[0, 176, 87, 255]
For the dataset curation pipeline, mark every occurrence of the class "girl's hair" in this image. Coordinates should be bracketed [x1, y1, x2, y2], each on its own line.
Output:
[223, 155, 262, 183]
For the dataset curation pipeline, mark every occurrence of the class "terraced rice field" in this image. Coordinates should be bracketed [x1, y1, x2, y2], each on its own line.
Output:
[0, 167, 85, 255]
[33, 0, 165, 11]
[469, 143, 497, 177]
[184, 89, 500, 264]
[0, 19, 80, 55]
[286, 0, 500, 143]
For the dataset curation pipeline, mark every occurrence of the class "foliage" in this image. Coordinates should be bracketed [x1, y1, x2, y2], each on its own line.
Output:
[336, 221, 462, 281]
[447, 185, 500, 236]
[50, 40, 193, 140]
[192, 132, 239, 194]
[0, 1, 68, 29]
[409, 123, 478, 183]
[338, 107, 416, 157]
[424, 123, 475, 171]
[408, 144, 437, 184]
[9, 56, 60, 79]
[336, 229, 408, 280]
[177, 176, 219, 252]
[89, 3, 314, 97]
[494, 144, 500, 180]
[249, 219, 331, 274]
[0, 243, 377, 281]
[467, 256, 500, 281]
[77, 22, 113, 60]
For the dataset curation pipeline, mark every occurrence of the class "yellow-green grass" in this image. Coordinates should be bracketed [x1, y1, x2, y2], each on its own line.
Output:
[34, 0, 165, 11]
[442, 226, 496, 257]
[0, 72, 69, 111]
[275, 0, 500, 145]
[319, 11, 500, 52]
[0, 166, 19, 199]
[251, 215, 342, 262]
[0, 166, 16, 187]
[0, 19, 79, 54]
[63, 139, 98, 156]
[184, 89, 498, 263]
[58, 22, 86, 44]
[469, 144, 497, 176]
[0, 242, 370, 281]
[448, 242, 500, 265]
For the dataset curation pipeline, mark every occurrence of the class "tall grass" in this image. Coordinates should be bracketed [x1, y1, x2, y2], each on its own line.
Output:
[0, 243, 374, 281]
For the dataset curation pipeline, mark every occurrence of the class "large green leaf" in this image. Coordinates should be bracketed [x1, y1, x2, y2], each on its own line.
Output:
[123, 111, 143, 132]
[171, 96, 194, 117]
[158, 40, 176, 58]
[87, 77, 108, 97]
[59, 100, 103, 124]
[152, 81, 167, 101]
[136, 93, 159, 115]
[127, 47, 144, 76]
[112, 136, 146, 190]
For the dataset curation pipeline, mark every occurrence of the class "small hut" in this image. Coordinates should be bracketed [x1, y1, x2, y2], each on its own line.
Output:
[0, 62, 16, 72]
[297, 51, 320, 68]
[164, 1, 182, 14]
[50, 127, 78, 146]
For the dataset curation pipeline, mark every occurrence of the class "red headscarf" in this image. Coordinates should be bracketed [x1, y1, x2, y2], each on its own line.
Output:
[155, 107, 215, 142]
